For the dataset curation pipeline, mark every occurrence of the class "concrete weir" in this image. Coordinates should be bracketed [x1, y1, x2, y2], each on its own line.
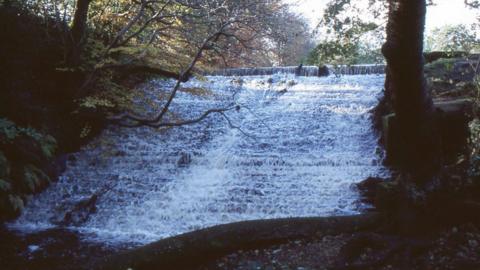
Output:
[209, 64, 386, 77]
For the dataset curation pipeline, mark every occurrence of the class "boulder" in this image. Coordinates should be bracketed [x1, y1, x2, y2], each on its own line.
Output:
[435, 99, 473, 161]
[356, 177, 387, 204]
[287, 80, 297, 87]
[57, 194, 99, 226]
[177, 152, 192, 167]
[374, 180, 401, 214]
[383, 99, 473, 165]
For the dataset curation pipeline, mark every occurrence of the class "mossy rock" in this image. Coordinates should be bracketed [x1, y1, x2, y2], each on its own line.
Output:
[21, 164, 50, 194]
[0, 151, 10, 179]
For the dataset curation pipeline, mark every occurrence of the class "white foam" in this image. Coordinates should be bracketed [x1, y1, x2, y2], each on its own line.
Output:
[9, 74, 390, 246]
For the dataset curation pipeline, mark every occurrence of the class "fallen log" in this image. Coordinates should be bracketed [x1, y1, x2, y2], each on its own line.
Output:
[93, 213, 379, 270]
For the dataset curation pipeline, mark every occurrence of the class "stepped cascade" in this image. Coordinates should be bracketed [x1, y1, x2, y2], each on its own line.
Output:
[9, 73, 390, 246]
[210, 65, 386, 77]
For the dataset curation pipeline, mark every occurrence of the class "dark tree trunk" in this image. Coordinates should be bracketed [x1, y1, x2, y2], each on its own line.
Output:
[67, 0, 92, 67]
[382, 0, 440, 183]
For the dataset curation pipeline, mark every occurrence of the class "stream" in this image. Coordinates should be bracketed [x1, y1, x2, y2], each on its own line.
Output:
[2, 71, 390, 269]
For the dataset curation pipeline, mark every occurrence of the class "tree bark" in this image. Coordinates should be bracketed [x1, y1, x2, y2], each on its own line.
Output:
[67, 0, 92, 67]
[382, 0, 440, 183]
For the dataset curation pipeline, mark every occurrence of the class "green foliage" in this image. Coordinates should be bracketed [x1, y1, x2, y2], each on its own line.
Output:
[0, 179, 11, 193]
[469, 119, 480, 178]
[40, 135, 57, 159]
[22, 164, 50, 194]
[0, 118, 18, 142]
[424, 58, 456, 78]
[312, 0, 387, 65]
[0, 118, 57, 158]
[425, 24, 480, 53]
[80, 96, 115, 109]
[0, 152, 10, 179]
[307, 41, 359, 65]
[0, 118, 38, 143]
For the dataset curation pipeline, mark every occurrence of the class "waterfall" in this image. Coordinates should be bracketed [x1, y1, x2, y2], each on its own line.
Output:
[9, 73, 390, 247]
[210, 64, 386, 77]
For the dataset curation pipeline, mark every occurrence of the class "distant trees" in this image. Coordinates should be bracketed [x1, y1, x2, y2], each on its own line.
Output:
[425, 24, 480, 53]
[308, 0, 387, 65]
[265, 8, 315, 66]
[10, 0, 312, 71]
[1, 0, 315, 130]
[106, 0, 302, 127]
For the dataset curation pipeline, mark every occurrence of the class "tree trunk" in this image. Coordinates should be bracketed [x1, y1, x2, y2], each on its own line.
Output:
[382, 0, 440, 183]
[67, 0, 92, 67]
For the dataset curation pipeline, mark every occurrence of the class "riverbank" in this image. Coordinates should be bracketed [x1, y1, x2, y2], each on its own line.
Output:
[0, 4, 159, 221]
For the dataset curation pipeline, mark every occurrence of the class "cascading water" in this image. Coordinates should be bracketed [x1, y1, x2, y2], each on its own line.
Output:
[210, 64, 386, 77]
[8, 73, 390, 248]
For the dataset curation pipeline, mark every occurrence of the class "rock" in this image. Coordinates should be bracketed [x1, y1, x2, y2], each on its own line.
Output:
[0, 151, 10, 179]
[383, 100, 472, 166]
[231, 78, 244, 85]
[374, 180, 401, 214]
[177, 152, 192, 167]
[356, 177, 387, 204]
[425, 57, 479, 96]
[287, 80, 297, 86]
[434, 99, 472, 160]
[267, 78, 274, 84]
[319, 65, 330, 77]
[434, 98, 472, 114]
[58, 194, 99, 226]
[424, 51, 468, 63]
